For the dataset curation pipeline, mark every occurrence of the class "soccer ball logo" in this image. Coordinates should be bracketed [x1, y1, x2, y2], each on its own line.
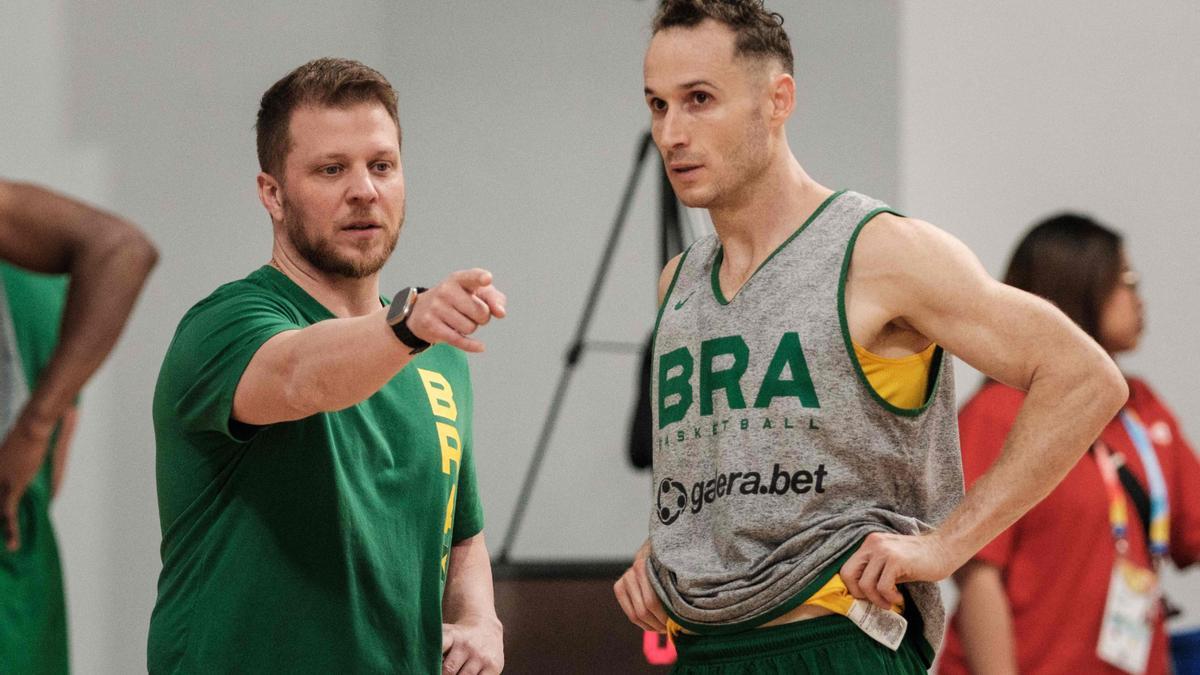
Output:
[656, 479, 688, 525]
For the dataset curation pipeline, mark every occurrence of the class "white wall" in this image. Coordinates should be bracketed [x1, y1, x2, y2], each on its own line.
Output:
[900, 1, 1200, 630]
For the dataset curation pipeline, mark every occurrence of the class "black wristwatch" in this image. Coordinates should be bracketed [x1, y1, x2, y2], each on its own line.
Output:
[387, 286, 430, 354]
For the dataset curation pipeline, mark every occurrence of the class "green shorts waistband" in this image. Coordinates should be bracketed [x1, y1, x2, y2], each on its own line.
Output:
[672, 615, 861, 665]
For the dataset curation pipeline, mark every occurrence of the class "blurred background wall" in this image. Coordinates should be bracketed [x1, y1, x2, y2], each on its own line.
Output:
[0, 2, 1195, 671]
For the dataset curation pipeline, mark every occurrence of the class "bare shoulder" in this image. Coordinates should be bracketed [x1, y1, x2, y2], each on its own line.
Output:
[657, 253, 684, 306]
[855, 214, 974, 275]
[852, 213, 987, 301]
[846, 212, 996, 350]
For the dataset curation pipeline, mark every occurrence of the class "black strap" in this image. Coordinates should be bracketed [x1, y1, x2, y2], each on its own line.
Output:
[1113, 453, 1181, 618]
[1114, 460, 1152, 543]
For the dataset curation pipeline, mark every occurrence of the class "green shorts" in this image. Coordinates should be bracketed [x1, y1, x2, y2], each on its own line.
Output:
[0, 493, 68, 675]
[671, 615, 926, 675]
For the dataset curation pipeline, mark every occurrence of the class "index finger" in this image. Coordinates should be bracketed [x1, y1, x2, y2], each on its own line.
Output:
[453, 269, 493, 292]
[839, 553, 866, 600]
[441, 624, 454, 653]
[878, 564, 903, 606]
[635, 564, 669, 630]
[474, 285, 507, 318]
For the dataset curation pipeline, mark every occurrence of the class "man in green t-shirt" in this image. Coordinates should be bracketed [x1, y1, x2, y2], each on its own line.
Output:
[0, 181, 158, 674]
[148, 58, 506, 674]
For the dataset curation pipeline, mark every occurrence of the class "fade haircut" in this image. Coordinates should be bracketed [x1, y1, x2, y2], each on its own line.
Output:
[255, 57, 400, 178]
[652, 0, 794, 76]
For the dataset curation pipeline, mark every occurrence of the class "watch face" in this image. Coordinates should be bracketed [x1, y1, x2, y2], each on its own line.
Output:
[387, 287, 417, 325]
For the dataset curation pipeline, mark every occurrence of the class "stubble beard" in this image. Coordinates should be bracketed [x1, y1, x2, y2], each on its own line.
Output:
[677, 116, 771, 212]
[281, 199, 402, 279]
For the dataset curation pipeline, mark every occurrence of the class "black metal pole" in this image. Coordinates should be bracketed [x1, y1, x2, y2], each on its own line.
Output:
[496, 132, 657, 565]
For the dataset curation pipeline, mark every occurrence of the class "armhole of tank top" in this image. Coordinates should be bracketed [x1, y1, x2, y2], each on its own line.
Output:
[650, 243, 694, 341]
[836, 207, 945, 418]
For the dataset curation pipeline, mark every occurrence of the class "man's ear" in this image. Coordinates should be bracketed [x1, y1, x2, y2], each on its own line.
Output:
[767, 72, 796, 128]
[257, 171, 284, 223]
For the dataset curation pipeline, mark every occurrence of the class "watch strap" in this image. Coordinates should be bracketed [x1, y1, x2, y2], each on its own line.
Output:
[389, 286, 431, 354]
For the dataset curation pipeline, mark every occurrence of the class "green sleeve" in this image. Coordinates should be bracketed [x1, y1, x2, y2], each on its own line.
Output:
[163, 287, 302, 442]
[451, 368, 484, 542]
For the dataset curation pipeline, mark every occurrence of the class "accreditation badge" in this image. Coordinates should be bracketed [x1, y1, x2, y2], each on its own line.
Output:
[1096, 558, 1158, 674]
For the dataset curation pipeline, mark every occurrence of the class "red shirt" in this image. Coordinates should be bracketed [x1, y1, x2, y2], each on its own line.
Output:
[938, 378, 1200, 675]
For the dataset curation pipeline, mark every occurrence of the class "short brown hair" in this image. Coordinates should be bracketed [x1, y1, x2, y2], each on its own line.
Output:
[1003, 213, 1123, 342]
[652, 0, 794, 76]
[255, 57, 400, 177]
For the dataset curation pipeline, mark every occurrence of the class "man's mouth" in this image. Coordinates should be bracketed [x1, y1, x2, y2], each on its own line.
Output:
[342, 221, 381, 231]
[670, 163, 702, 176]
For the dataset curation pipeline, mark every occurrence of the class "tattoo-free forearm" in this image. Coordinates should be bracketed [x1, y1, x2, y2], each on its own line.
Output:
[443, 534, 500, 625]
[936, 349, 1126, 567]
[954, 561, 1018, 675]
[234, 269, 505, 426]
[232, 308, 416, 425]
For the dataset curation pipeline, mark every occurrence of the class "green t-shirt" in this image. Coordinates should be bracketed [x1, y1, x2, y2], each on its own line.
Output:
[0, 263, 69, 675]
[148, 266, 484, 674]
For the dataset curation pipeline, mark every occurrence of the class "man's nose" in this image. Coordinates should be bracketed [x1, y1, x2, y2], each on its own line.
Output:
[345, 166, 379, 204]
[657, 108, 689, 151]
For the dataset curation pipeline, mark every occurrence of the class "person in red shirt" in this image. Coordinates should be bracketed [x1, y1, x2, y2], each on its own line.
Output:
[938, 214, 1200, 675]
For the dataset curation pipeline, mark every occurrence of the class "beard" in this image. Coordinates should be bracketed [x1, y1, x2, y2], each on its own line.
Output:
[281, 199, 402, 279]
[671, 114, 771, 211]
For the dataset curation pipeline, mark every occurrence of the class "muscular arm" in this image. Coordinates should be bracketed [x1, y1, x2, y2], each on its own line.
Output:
[232, 269, 506, 426]
[953, 561, 1018, 675]
[0, 181, 157, 549]
[441, 533, 503, 675]
[841, 214, 1126, 607]
[613, 255, 682, 632]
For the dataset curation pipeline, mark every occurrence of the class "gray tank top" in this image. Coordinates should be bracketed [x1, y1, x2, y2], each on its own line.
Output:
[648, 190, 964, 654]
[0, 277, 29, 435]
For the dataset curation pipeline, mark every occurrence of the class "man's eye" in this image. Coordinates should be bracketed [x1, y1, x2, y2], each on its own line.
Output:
[320, 166, 341, 176]
[692, 92, 710, 104]
[649, 98, 666, 111]
[372, 162, 392, 172]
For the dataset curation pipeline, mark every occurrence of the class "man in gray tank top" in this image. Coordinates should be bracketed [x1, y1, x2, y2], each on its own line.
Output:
[613, 2, 1128, 672]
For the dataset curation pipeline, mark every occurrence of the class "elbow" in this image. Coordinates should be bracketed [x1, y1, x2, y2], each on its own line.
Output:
[85, 216, 159, 283]
[112, 222, 159, 277]
[135, 231, 160, 272]
[1094, 354, 1128, 417]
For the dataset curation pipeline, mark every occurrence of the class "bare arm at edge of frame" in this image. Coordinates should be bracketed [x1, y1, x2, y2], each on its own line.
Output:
[839, 213, 1126, 608]
[0, 180, 158, 551]
[441, 533, 504, 675]
[953, 560, 1019, 675]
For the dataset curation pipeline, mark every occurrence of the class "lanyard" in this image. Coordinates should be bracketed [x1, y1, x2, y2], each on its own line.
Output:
[1118, 410, 1170, 556]
[1092, 410, 1171, 559]
[1092, 440, 1130, 554]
